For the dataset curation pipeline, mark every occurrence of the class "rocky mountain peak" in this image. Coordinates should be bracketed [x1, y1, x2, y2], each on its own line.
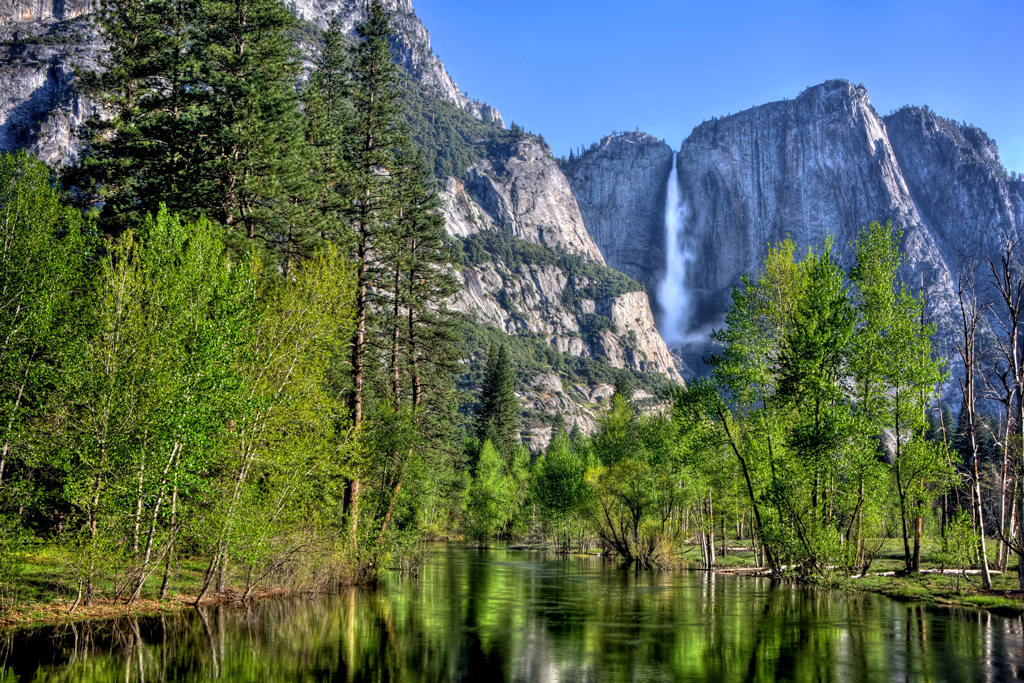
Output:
[886, 105, 1009, 182]
[0, 0, 94, 23]
[564, 131, 673, 307]
[0, 0, 502, 165]
[570, 79, 1023, 379]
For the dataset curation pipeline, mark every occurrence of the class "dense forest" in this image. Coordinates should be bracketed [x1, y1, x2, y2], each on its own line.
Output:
[470, 224, 1023, 592]
[0, 0, 1022, 618]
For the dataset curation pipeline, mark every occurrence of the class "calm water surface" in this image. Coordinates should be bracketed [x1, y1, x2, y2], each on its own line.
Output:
[3, 543, 1023, 682]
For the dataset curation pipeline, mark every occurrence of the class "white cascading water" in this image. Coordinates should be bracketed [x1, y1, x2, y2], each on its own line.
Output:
[657, 153, 692, 347]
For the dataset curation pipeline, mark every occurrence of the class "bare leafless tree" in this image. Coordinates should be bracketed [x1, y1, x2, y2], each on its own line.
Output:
[956, 253, 993, 590]
[984, 236, 1024, 588]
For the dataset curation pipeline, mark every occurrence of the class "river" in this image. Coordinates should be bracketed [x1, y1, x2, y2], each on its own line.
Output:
[3, 543, 1023, 682]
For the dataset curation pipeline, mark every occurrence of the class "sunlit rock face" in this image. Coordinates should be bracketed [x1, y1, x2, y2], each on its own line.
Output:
[0, 0, 500, 165]
[0, 0, 95, 22]
[883, 105, 1024, 266]
[0, 17, 99, 166]
[570, 80, 1023, 361]
[674, 80, 947, 332]
[440, 136, 683, 383]
[285, 0, 496, 120]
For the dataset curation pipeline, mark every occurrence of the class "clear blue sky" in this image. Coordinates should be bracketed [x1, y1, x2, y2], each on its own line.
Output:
[413, 0, 1024, 173]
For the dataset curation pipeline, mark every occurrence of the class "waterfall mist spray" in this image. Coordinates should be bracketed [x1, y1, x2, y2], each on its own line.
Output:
[657, 152, 693, 347]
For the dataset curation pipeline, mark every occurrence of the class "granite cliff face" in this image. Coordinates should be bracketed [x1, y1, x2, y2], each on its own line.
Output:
[286, 0, 500, 123]
[0, 0, 499, 166]
[0, 15, 98, 165]
[674, 81, 949, 333]
[570, 80, 1022, 360]
[440, 136, 683, 434]
[884, 105, 1024, 266]
[439, 135, 682, 445]
[0, 0, 682, 448]
[564, 131, 673, 314]
[458, 138, 604, 261]
[0, 0, 94, 22]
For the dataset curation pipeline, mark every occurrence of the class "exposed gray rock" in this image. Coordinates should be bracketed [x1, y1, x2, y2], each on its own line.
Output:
[441, 134, 684, 388]
[569, 80, 1024, 364]
[0, 0, 94, 22]
[436, 132, 685, 445]
[286, 0, 495, 120]
[564, 131, 674, 311]
[675, 80, 950, 332]
[467, 138, 604, 261]
[884, 106, 1024, 267]
[0, 17, 98, 166]
[0, 0, 501, 165]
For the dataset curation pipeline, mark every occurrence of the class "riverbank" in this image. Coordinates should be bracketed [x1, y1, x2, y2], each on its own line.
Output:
[0, 546, 364, 629]
[3, 540, 1022, 629]
[675, 539, 1024, 617]
[513, 538, 1024, 617]
[0, 586, 299, 629]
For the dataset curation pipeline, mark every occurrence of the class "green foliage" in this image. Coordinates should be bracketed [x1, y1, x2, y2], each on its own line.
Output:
[849, 221, 951, 572]
[399, 76, 510, 180]
[66, 0, 318, 264]
[464, 440, 513, 543]
[0, 152, 91, 544]
[457, 229, 643, 302]
[533, 433, 590, 517]
[698, 224, 955, 579]
[940, 511, 978, 591]
[578, 313, 617, 346]
[475, 344, 519, 454]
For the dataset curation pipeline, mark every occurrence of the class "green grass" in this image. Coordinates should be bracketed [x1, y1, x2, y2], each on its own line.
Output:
[664, 535, 1023, 616]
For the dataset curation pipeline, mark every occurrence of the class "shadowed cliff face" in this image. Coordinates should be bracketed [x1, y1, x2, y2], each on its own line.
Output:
[675, 80, 945, 332]
[571, 80, 1023, 363]
[884, 106, 1024, 267]
[564, 132, 674, 319]
[0, 18, 99, 165]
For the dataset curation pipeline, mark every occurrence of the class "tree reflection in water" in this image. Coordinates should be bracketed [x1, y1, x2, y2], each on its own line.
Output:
[1, 544, 1022, 682]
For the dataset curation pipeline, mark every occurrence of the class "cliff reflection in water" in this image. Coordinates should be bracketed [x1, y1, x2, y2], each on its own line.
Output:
[2, 544, 1023, 682]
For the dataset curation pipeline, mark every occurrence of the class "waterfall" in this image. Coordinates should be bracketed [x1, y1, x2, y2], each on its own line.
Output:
[657, 152, 692, 347]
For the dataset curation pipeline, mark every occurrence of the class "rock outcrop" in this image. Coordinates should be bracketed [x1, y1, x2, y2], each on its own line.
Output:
[0, 0, 501, 165]
[674, 80, 950, 332]
[461, 137, 604, 261]
[1, 0, 94, 22]
[441, 134, 683, 442]
[569, 80, 1022, 361]
[564, 131, 674, 313]
[0, 17, 98, 165]
[285, 0, 494, 120]
[443, 136, 682, 382]
[884, 105, 1024, 266]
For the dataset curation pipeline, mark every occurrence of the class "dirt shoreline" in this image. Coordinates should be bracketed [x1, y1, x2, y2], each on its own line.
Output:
[0, 585, 305, 630]
[3, 549, 1022, 630]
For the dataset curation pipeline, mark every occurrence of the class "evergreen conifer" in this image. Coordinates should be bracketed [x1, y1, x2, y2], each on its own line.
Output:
[475, 344, 519, 455]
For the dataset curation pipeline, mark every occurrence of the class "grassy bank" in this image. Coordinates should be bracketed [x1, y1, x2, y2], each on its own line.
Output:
[0, 545, 364, 629]
[672, 537, 1024, 617]
[4, 538, 1023, 630]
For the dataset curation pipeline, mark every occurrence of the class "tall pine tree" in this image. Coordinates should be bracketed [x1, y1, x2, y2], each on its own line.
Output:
[66, 0, 318, 263]
[475, 344, 519, 455]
